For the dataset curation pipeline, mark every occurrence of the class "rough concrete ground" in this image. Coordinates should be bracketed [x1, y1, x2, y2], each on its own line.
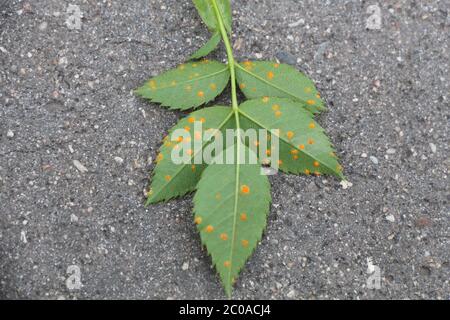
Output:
[0, 0, 449, 299]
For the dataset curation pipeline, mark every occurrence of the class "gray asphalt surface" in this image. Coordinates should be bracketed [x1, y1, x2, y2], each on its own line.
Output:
[0, 0, 449, 299]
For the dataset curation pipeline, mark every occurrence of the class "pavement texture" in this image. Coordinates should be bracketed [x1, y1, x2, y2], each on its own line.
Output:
[0, 0, 449, 300]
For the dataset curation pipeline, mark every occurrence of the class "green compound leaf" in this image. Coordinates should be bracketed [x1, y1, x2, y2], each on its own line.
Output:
[235, 61, 326, 114]
[136, 60, 230, 110]
[239, 97, 344, 179]
[193, 0, 232, 34]
[193, 143, 271, 297]
[190, 31, 221, 60]
[147, 107, 234, 204]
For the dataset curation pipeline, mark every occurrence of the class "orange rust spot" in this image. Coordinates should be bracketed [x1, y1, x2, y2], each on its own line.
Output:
[241, 239, 249, 247]
[197, 91, 205, 98]
[287, 131, 294, 139]
[278, 160, 283, 166]
[272, 104, 280, 111]
[266, 149, 271, 156]
[267, 71, 274, 80]
[200, 117, 206, 123]
[299, 144, 305, 150]
[309, 122, 316, 129]
[293, 155, 299, 160]
[224, 261, 231, 268]
[188, 117, 196, 123]
[313, 161, 320, 167]
[241, 185, 250, 194]
[164, 175, 171, 181]
[191, 165, 196, 172]
[240, 213, 248, 221]
[176, 136, 183, 143]
[291, 149, 299, 155]
[304, 169, 311, 175]
[307, 99, 316, 105]
[184, 126, 191, 132]
[274, 63, 280, 68]
[275, 111, 282, 118]
[220, 233, 228, 241]
[156, 154, 164, 162]
[239, 83, 246, 89]
[206, 225, 214, 233]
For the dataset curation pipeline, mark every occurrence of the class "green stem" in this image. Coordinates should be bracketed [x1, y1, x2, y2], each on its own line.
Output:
[210, 0, 238, 112]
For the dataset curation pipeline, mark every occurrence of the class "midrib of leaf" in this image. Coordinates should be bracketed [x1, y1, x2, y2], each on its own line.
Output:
[238, 109, 340, 176]
[235, 62, 309, 105]
[146, 110, 233, 205]
[154, 66, 228, 90]
[211, 0, 241, 295]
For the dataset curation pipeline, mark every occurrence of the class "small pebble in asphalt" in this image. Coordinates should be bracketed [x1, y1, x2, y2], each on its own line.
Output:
[385, 214, 395, 223]
[429, 143, 437, 153]
[7, 130, 14, 138]
[114, 156, 124, 164]
[370, 156, 379, 165]
[386, 148, 396, 154]
[73, 160, 88, 173]
[276, 51, 297, 66]
[182, 262, 189, 271]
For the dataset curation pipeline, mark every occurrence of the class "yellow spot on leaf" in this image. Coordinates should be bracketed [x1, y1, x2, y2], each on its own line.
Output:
[272, 104, 280, 111]
[304, 87, 312, 93]
[185, 85, 192, 92]
[191, 165, 196, 172]
[266, 149, 271, 156]
[275, 111, 282, 118]
[291, 149, 299, 155]
[308, 138, 314, 145]
[170, 80, 177, 87]
[316, 93, 321, 99]
[215, 193, 222, 200]
[262, 96, 270, 103]
[309, 122, 316, 129]
[179, 64, 185, 70]
[192, 63, 198, 68]
[194, 216, 202, 225]
[156, 154, 164, 163]
[241, 239, 249, 247]
[307, 99, 316, 105]
[304, 169, 311, 175]
[293, 155, 299, 160]
[209, 83, 217, 91]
